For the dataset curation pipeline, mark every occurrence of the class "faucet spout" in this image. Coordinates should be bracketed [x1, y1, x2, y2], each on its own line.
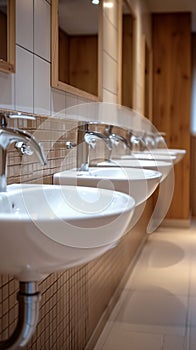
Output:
[83, 131, 112, 169]
[0, 127, 47, 165]
[0, 114, 47, 192]
[84, 131, 112, 151]
[109, 133, 130, 149]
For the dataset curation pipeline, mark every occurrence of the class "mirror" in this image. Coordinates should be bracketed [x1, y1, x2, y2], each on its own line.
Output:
[51, 0, 102, 101]
[118, 0, 135, 108]
[0, 0, 15, 73]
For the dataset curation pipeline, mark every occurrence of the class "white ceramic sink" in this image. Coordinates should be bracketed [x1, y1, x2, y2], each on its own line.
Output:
[98, 159, 172, 181]
[53, 167, 162, 206]
[120, 153, 176, 163]
[144, 148, 186, 164]
[0, 184, 135, 281]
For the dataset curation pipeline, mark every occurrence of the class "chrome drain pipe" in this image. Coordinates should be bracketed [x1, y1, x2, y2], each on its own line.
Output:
[0, 281, 41, 349]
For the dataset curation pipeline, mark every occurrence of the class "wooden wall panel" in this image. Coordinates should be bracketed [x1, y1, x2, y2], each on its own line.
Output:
[152, 13, 191, 220]
[59, 32, 98, 96]
[69, 35, 98, 96]
[59, 28, 69, 83]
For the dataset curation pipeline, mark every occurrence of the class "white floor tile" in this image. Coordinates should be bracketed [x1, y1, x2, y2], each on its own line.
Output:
[189, 268, 196, 297]
[100, 325, 163, 350]
[125, 258, 190, 296]
[187, 297, 196, 327]
[163, 335, 186, 350]
[94, 223, 196, 350]
[115, 291, 187, 335]
[187, 326, 196, 350]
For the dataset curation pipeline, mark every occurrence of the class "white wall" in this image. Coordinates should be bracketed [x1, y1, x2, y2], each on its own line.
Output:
[0, 0, 151, 117]
[0, 0, 80, 118]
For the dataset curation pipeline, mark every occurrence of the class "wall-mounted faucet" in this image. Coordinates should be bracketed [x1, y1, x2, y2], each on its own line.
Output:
[105, 125, 131, 154]
[128, 130, 147, 152]
[128, 130, 166, 151]
[0, 113, 47, 192]
[83, 130, 112, 170]
[66, 123, 112, 171]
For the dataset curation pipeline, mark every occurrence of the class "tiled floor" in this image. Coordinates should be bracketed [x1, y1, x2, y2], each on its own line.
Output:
[94, 222, 196, 350]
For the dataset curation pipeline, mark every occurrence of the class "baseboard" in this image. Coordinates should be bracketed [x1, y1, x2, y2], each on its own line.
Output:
[161, 218, 190, 228]
[84, 235, 147, 350]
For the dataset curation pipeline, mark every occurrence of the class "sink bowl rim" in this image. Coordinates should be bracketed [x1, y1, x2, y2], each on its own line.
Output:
[53, 166, 162, 181]
[2, 183, 135, 221]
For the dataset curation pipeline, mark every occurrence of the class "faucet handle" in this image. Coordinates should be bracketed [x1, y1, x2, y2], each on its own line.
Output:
[8, 113, 36, 120]
[15, 141, 34, 156]
[0, 113, 8, 127]
[65, 141, 77, 149]
[0, 112, 36, 127]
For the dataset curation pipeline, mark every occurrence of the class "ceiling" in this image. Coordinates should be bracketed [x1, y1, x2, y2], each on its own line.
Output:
[58, 0, 98, 35]
[145, 0, 196, 31]
[58, 0, 196, 34]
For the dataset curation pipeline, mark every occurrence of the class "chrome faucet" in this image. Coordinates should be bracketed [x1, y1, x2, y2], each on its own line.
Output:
[66, 123, 112, 171]
[105, 125, 131, 156]
[128, 130, 166, 151]
[0, 113, 47, 192]
[109, 133, 130, 148]
[83, 130, 112, 170]
[84, 131, 112, 150]
[128, 130, 147, 152]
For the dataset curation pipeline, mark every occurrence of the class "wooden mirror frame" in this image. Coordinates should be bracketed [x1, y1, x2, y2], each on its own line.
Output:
[117, 0, 136, 108]
[143, 35, 153, 120]
[0, 0, 15, 73]
[51, 0, 102, 101]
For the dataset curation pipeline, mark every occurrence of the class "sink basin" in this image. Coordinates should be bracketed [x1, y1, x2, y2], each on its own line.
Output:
[0, 184, 135, 281]
[53, 167, 162, 206]
[144, 148, 186, 164]
[120, 153, 176, 163]
[98, 159, 173, 181]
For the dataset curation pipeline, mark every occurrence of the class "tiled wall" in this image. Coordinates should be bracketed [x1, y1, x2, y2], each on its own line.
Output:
[0, 0, 152, 349]
[0, 199, 153, 350]
[4, 114, 78, 185]
[0, 0, 88, 115]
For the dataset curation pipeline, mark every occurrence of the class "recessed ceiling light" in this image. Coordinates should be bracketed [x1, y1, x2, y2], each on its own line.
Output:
[91, 0, 99, 5]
